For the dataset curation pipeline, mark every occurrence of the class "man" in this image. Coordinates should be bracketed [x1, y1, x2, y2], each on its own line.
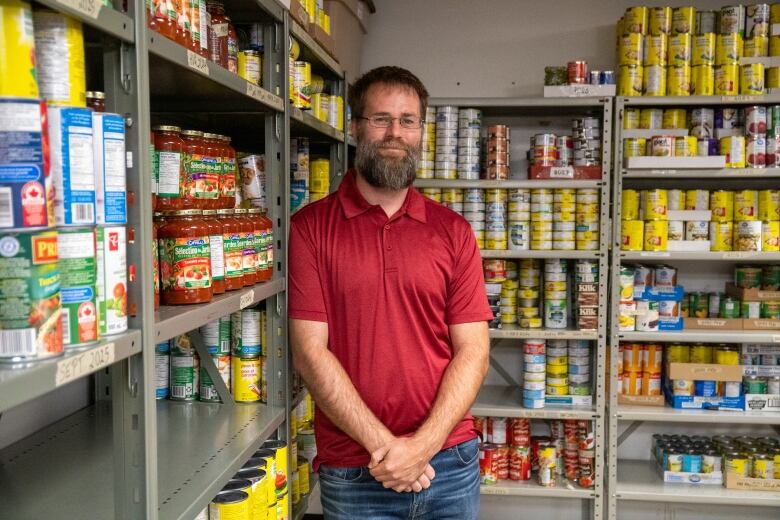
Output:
[288, 66, 492, 519]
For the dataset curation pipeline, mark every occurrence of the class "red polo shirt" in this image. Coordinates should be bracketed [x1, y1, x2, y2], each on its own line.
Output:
[288, 170, 492, 468]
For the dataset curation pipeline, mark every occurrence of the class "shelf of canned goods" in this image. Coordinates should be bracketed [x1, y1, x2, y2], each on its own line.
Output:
[411, 96, 611, 517]
[609, 93, 780, 519]
[0, 0, 351, 517]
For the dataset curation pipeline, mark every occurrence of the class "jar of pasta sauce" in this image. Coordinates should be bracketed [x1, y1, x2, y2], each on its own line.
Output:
[152, 213, 162, 309]
[181, 130, 211, 209]
[158, 210, 213, 304]
[203, 133, 224, 210]
[202, 209, 225, 294]
[217, 208, 244, 290]
[247, 208, 269, 282]
[233, 208, 256, 286]
[153, 125, 184, 211]
[218, 134, 237, 209]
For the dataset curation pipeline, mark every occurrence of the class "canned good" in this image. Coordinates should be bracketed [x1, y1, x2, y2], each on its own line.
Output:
[644, 220, 668, 251]
[170, 348, 199, 400]
[710, 221, 734, 251]
[741, 63, 765, 95]
[58, 228, 98, 347]
[715, 64, 739, 95]
[721, 136, 746, 168]
[95, 226, 127, 336]
[736, 221, 762, 251]
[231, 356, 262, 402]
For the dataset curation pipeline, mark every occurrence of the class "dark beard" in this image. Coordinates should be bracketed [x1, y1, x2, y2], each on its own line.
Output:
[354, 136, 420, 191]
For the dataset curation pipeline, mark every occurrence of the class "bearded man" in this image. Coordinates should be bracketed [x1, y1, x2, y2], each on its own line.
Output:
[288, 66, 492, 520]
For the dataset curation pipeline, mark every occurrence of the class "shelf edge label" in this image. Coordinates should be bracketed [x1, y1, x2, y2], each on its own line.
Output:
[59, 0, 102, 18]
[246, 83, 267, 103]
[187, 50, 210, 76]
[239, 290, 255, 309]
[56, 342, 116, 387]
[549, 166, 574, 179]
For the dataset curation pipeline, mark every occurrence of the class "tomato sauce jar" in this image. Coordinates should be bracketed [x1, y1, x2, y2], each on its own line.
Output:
[202, 209, 225, 294]
[158, 209, 213, 305]
[181, 130, 210, 209]
[218, 134, 237, 209]
[152, 213, 161, 309]
[150, 129, 158, 210]
[218, 208, 244, 291]
[153, 125, 184, 211]
[233, 208, 256, 286]
[203, 133, 224, 209]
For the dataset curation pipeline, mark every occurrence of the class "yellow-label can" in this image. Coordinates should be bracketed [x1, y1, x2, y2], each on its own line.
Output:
[762, 221, 780, 251]
[674, 136, 697, 157]
[0, 0, 39, 98]
[711, 190, 735, 221]
[210, 491, 251, 519]
[667, 65, 691, 96]
[771, 35, 780, 56]
[640, 108, 664, 129]
[668, 33, 692, 65]
[624, 6, 648, 34]
[772, 3, 780, 23]
[623, 138, 647, 159]
[768, 67, 780, 88]
[685, 189, 709, 210]
[692, 33, 716, 65]
[666, 344, 690, 363]
[663, 109, 687, 129]
[644, 220, 668, 251]
[721, 136, 746, 168]
[715, 64, 739, 95]
[735, 190, 759, 220]
[650, 6, 671, 35]
[669, 189, 686, 210]
[32, 11, 86, 106]
[231, 356, 262, 402]
[710, 221, 733, 251]
[618, 65, 643, 96]
[643, 65, 667, 96]
[624, 108, 640, 129]
[238, 50, 262, 85]
[741, 63, 765, 94]
[644, 34, 668, 65]
[692, 65, 715, 95]
[643, 189, 669, 220]
[759, 190, 780, 220]
[672, 6, 695, 34]
[619, 33, 644, 65]
[745, 35, 769, 57]
[716, 33, 744, 65]
[621, 220, 645, 250]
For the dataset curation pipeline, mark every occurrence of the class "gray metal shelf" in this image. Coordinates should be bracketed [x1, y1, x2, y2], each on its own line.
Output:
[37, 0, 135, 42]
[481, 479, 597, 499]
[616, 459, 780, 506]
[620, 94, 780, 106]
[156, 400, 286, 520]
[0, 329, 141, 413]
[623, 168, 780, 179]
[291, 107, 346, 142]
[414, 179, 604, 189]
[481, 249, 601, 260]
[618, 330, 780, 343]
[617, 405, 780, 425]
[473, 385, 598, 420]
[154, 278, 285, 343]
[489, 325, 599, 340]
[619, 251, 780, 262]
[290, 19, 343, 77]
[0, 402, 115, 518]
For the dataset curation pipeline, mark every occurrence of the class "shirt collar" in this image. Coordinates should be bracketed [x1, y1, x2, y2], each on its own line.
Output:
[337, 169, 427, 223]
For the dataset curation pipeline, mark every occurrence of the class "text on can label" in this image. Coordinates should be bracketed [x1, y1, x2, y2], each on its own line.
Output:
[55, 342, 116, 387]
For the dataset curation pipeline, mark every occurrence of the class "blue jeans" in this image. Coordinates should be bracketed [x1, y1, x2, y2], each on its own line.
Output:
[319, 438, 480, 520]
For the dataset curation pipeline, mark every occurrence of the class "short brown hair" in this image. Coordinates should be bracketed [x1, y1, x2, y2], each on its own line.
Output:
[349, 66, 429, 119]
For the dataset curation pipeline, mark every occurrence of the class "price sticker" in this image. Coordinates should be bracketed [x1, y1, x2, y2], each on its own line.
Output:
[549, 166, 574, 179]
[239, 290, 255, 309]
[187, 50, 210, 76]
[56, 342, 116, 387]
[59, 0, 101, 18]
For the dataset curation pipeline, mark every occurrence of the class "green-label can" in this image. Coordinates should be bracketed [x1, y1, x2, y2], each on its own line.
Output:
[170, 350, 199, 400]
[735, 265, 763, 289]
[742, 300, 762, 319]
[744, 375, 768, 395]
[95, 226, 127, 335]
[689, 291, 709, 318]
[761, 301, 780, 319]
[57, 228, 98, 347]
[720, 297, 740, 318]
[200, 316, 231, 355]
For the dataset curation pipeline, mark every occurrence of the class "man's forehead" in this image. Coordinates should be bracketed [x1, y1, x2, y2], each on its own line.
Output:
[364, 83, 420, 107]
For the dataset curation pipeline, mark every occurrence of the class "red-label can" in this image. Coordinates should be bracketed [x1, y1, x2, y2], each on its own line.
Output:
[509, 445, 531, 481]
[479, 443, 498, 485]
[568, 61, 588, 84]
[495, 444, 510, 480]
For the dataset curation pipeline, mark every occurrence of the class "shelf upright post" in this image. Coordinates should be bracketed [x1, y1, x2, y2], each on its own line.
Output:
[330, 74, 347, 190]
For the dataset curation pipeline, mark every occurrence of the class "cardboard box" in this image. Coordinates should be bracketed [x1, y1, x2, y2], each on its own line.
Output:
[667, 362, 744, 382]
[625, 156, 727, 170]
[725, 472, 780, 490]
[544, 395, 593, 407]
[325, 0, 370, 81]
[308, 22, 337, 59]
[743, 393, 780, 411]
[618, 394, 665, 407]
[725, 283, 780, 301]
[667, 210, 712, 221]
[657, 463, 723, 485]
[743, 318, 780, 330]
[683, 317, 743, 330]
[664, 385, 745, 410]
[289, 0, 311, 26]
[528, 165, 602, 180]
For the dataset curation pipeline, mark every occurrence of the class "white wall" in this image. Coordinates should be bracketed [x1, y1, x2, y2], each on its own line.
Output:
[361, 0, 724, 97]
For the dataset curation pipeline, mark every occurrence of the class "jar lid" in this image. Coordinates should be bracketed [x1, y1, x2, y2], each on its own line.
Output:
[241, 49, 259, 56]
[152, 125, 181, 132]
[86, 91, 105, 99]
[233, 208, 247, 214]
[217, 209, 235, 215]
[171, 209, 203, 216]
[203, 209, 217, 215]
[203, 132, 219, 139]
[218, 134, 232, 142]
[181, 129, 204, 137]
[247, 208, 262, 214]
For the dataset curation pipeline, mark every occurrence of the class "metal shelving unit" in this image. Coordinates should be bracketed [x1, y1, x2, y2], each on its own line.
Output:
[608, 96, 780, 519]
[423, 97, 611, 519]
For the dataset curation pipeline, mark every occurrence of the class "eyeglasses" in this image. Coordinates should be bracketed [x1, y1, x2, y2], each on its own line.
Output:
[358, 115, 423, 129]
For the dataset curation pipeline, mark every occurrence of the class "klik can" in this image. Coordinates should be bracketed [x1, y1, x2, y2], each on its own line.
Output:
[170, 348, 199, 400]
[232, 355, 262, 402]
[95, 226, 127, 336]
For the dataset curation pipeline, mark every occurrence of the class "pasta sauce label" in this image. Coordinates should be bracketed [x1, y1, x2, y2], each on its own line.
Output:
[222, 157, 237, 198]
[223, 231, 243, 279]
[160, 236, 211, 290]
[184, 153, 218, 200]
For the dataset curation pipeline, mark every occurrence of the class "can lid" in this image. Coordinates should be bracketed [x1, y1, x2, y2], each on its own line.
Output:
[253, 448, 276, 459]
[181, 129, 204, 137]
[262, 439, 286, 450]
[212, 490, 248, 504]
[247, 208, 263, 214]
[203, 132, 220, 139]
[86, 91, 106, 99]
[170, 209, 203, 216]
[152, 125, 181, 132]
[236, 467, 266, 479]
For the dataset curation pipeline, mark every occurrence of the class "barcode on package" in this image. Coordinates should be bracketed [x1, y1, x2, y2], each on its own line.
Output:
[0, 187, 13, 228]
[769, 399, 780, 408]
[0, 328, 37, 357]
[171, 385, 189, 398]
[61, 308, 71, 345]
[73, 203, 94, 223]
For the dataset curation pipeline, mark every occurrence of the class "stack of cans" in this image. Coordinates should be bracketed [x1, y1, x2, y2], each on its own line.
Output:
[568, 340, 592, 396]
[420, 188, 441, 203]
[576, 189, 600, 250]
[518, 259, 542, 329]
[575, 260, 599, 330]
[531, 189, 553, 250]
[458, 109, 481, 179]
[530, 133, 557, 167]
[441, 188, 464, 215]
[544, 260, 569, 329]
[435, 106, 458, 179]
[557, 135, 574, 166]
[553, 189, 577, 250]
[464, 188, 486, 248]
[508, 189, 531, 251]
[485, 189, 508, 250]
[523, 339, 546, 408]
[546, 339, 569, 398]
[500, 278, 518, 326]
[562, 420, 581, 481]
[416, 107, 436, 178]
[485, 279, 502, 329]
[485, 125, 510, 180]
[572, 117, 601, 167]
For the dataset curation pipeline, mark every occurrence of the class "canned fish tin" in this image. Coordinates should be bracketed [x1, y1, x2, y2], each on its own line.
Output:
[170, 349, 199, 400]
[232, 356, 262, 402]
[58, 228, 98, 347]
[741, 63, 765, 95]
[0, 230, 63, 362]
[95, 226, 127, 336]
[721, 136, 746, 168]
[0, 98, 52, 229]
[715, 64, 739, 95]
[710, 221, 734, 251]
[48, 107, 96, 226]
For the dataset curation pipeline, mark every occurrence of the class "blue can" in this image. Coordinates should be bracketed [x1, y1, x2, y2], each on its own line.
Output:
[523, 388, 545, 399]
[697, 138, 719, 156]
[155, 341, 170, 399]
[682, 452, 702, 473]
[600, 70, 615, 85]
[589, 70, 601, 85]
[694, 380, 717, 397]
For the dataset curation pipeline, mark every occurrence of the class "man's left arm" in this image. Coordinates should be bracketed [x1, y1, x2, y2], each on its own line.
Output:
[368, 320, 489, 488]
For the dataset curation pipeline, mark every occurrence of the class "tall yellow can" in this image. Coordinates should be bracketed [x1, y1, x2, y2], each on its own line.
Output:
[644, 220, 669, 251]
[771, 35, 780, 56]
[643, 189, 668, 220]
[231, 357, 262, 402]
[663, 109, 687, 129]
[768, 67, 780, 88]
[736, 190, 759, 221]
[762, 221, 780, 251]
[624, 108, 640, 129]
[32, 11, 86, 107]
[621, 220, 644, 250]
[310, 158, 330, 193]
[623, 138, 647, 159]
[618, 65, 643, 96]
[624, 6, 648, 34]
[692, 65, 715, 95]
[716, 33, 744, 65]
[619, 33, 644, 65]
[622, 189, 640, 220]
[643, 65, 666, 96]
[711, 190, 734, 221]
[644, 34, 668, 65]
[311, 93, 330, 122]
[668, 33, 692, 65]
[0, 0, 38, 98]
[292, 61, 312, 110]
[710, 221, 733, 251]
[715, 64, 739, 95]
[649, 6, 671, 35]
[672, 6, 695, 34]
[667, 65, 691, 96]
[759, 190, 780, 221]
[741, 63, 765, 94]
[692, 33, 716, 66]
[772, 3, 780, 23]
[745, 35, 769, 57]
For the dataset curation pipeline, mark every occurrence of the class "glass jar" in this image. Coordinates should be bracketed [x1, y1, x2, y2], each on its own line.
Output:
[203, 209, 225, 294]
[159, 209, 213, 304]
[207, 0, 229, 68]
[226, 17, 238, 73]
[187, 0, 201, 55]
[218, 134, 237, 209]
[218, 208, 244, 290]
[148, 0, 175, 40]
[86, 91, 105, 112]
[247, 208, 264, 280]
[249, 208, 273, 282]
[150, 129, 158, 210]
[181, 129, 207, 209]
[153, 125, 184, 211]
[202, 132, 224, 209]
[173, 0, 191, 47]
[152, 214, 161, 309]
[234, 208, 256, 286]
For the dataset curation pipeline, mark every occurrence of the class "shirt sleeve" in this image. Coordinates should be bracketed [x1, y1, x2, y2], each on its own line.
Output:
[288, 214, 328, 322]
[445, 222, 494, 325]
